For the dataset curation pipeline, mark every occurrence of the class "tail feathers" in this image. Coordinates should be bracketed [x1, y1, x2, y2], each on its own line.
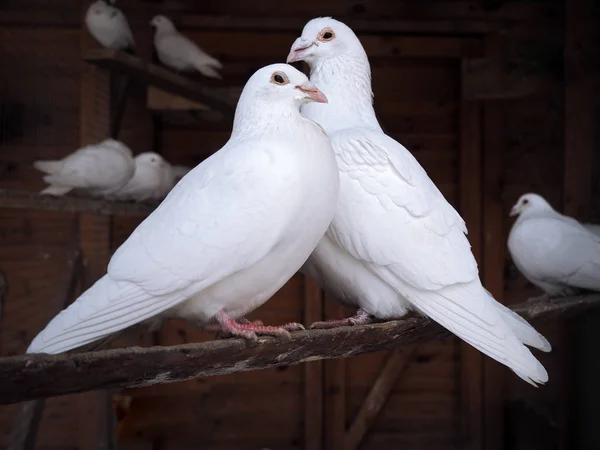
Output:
[195, 63, 222, 79]
[26, 275, 188, 354]
[40, 185, 73, 196]
[401, 283, 549, 386]
[491, 296, 551, 352]
[33, 160, 62, 175]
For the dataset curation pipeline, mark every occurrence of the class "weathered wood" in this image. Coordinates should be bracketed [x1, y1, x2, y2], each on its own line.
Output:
[180, 15, 494, 35]
[0, 190, 155, 216]
[303, 277, 323, 450]
[110, 75, 132, 139]
[84, 49, 235, 116]
[0, 294, 597, 406]
[5, 219, 83, 450]
[345, 346, 417, 450]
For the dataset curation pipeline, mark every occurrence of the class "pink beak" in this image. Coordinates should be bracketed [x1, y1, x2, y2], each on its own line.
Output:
[287, 37, 313, 63]
[296, 83, 328, 103]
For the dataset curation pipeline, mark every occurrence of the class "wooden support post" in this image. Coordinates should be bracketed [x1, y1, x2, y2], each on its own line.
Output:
[79, 8, 115, 449]
[303, 277, 323, 450]
[565, 1, 598, 448]
[110, 75, 132, 139]
[5, 218, 83, 450]
[345, 346, 417, 450]
[481, 35, 507, 450]
[323, 295, 346, 450]
[459, 43, 484, 450]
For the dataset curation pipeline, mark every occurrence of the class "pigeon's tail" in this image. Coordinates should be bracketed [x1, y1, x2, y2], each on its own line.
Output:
[490, 293, 551, 352]
[40, 185, 73, 196]
[33, 160, 62, 175]
[195, 63, 222, 80]
[400, 281, 549, 386]
[26, 275, 188, 355]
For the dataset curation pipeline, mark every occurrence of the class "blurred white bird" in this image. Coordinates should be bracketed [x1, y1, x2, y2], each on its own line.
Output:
[287, 17, 550, 386]
[508, 193, 600, 297]
[34, 138, 134, 197]
[583, 223, 600, 237]
[150, 15, 223, 79]
[85, 0, 135, 52]
[113, 152, 169, 202]
[27, 63, 338, 354]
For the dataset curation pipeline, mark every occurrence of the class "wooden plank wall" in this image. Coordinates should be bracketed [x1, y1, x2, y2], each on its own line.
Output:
[0, 0, 569, 450]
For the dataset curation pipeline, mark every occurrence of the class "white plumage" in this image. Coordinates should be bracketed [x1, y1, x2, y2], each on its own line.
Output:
[113, 152, 169, 202]
[33, 138, 134, 197]
[85, 0, 135, 51]
[27, 63, 338, 354]
[508, 192, 600, 296]
[287, 17, 550, 386]
[151, 15, 223, 79]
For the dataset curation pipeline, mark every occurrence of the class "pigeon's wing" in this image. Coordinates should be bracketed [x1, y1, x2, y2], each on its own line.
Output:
[329, 127, 477, 290]
[113, 9, 135, 48]
[328, 128, 547, 385]
[27, 141, 294, 354]
[519, 218, 600, 291]
[158, 34, 221, 69]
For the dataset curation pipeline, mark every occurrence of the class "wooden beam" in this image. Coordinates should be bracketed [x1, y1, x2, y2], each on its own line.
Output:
[5, 219, 83, 450]
[0, 190, 155, 216]
[84, 49, 236, 116]
[344, 346, 417, 450]
[178, 15, 494, 35]
[110, 75, 133, 139]
[303, 277, 323, 450]
[2, 294, 597, 406]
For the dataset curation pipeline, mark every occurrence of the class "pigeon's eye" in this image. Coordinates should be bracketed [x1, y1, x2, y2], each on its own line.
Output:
[318, 28, 335, 42]
[523, 199, 529, 205]
[151, 158, 156, 163]
[271, 72, 289, 86]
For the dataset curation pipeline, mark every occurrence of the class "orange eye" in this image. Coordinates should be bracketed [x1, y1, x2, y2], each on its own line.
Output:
[318, 28, 335, 42]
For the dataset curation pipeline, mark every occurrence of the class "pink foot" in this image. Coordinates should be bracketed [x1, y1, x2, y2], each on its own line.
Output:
[309, 308, 376, 330]
[215, 310, 304, 341]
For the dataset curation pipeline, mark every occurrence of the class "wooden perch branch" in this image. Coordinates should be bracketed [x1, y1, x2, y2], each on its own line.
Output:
[0, 189, 155, 216]
[84, 49, 236, 116]
[1, 293, 598, 405]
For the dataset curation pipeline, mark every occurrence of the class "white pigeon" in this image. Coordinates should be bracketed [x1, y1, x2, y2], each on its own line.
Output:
[150, 15, 223, 79]
[27, 63, 338, 354]
[113, 152, 169, 202]
[85, 0, 135, 52]
[508, 193, 600, 297]
[34, 138, 134, 197]
[287, 17, 550, 386]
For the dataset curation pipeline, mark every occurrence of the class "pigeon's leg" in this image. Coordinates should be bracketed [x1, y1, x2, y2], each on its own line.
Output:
[309, 308, 376, 330]
[215, 309, 305, 341]
[203, 316, 264, 334]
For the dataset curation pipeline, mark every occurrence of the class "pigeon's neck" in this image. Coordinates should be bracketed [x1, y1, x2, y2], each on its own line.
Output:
[516, 208, 559, 225]
[303, 54, 382, 134]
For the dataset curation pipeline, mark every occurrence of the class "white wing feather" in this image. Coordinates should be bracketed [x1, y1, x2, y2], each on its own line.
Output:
[327, 128, 548, 385]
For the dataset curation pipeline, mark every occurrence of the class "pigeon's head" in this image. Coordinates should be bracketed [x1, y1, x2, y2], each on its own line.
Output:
[150, 15, 176, 32]
[509, 193, 552, 217]
[240, 63, 328, 108]
[287, 17, 365, 67]
[135, 152, 167, 169]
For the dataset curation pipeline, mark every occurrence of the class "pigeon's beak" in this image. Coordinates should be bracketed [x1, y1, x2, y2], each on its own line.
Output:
[296, 83, 328, 104]
[509, 205, 519, 217]
[287, 38, 314, 63]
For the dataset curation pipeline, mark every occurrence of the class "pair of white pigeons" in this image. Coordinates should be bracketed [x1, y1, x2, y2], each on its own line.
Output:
[34, 140, 191, 203]
[28, 17, 599, 388]
[85, 0, 223, 79]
